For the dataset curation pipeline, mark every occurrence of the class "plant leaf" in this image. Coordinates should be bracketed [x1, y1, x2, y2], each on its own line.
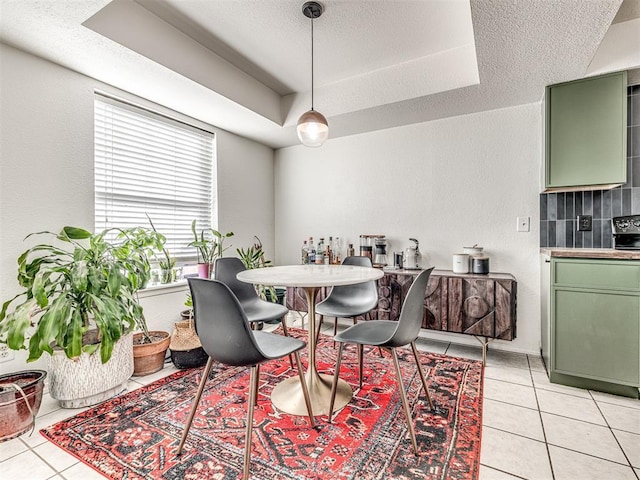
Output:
[61, 226, 92, 240]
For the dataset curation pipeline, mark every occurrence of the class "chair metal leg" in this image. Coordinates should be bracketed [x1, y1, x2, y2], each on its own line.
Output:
[253, 364, 260, 406]
[410, 341, 434, 410]
[244, 365, 258, 479]
[390, 348, 419, 455]
[177, 357, 215, 455]
[357, 344, 364, 389]
[293, 351, 315, 427]
[328, 342, 345, 422]
[280, 316, 295, 370]
[332, 316, 339, 348]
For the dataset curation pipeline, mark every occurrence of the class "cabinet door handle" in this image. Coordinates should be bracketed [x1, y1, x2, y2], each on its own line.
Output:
[545, 259, 551, 263]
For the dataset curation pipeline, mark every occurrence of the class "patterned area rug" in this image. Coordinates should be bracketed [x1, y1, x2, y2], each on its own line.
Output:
[41, 328, 483, 479]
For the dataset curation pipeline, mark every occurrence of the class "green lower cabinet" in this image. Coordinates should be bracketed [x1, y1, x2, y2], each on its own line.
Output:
[550, 258, 640, 398]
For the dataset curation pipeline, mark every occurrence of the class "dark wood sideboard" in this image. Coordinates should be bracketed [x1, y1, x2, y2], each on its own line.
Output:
[286, 269, 517, 352]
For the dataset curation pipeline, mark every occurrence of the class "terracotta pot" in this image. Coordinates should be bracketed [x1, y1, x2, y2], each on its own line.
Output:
[133, 331, 171, 376]
[0, 370, 47, 442]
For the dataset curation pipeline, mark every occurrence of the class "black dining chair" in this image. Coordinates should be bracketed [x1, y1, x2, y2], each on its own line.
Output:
[177, 278, 315, 479]
[215, 257, 290, 332]
[315, 256, 379, 345]
[328, 268, 435, 455]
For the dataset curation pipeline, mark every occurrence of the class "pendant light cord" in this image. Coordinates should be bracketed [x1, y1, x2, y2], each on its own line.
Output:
[311, 14, 315, 111]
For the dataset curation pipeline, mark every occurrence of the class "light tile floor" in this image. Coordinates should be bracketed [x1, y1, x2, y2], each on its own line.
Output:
[1, 313, 639, 480]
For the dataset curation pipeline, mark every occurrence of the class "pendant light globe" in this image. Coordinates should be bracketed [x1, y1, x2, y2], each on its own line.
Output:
[297, 109, 329, 147]
[298, 1, 328, 147]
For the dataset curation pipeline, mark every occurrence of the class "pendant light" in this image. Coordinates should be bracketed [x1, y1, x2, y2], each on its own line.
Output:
[297, 1, 329, 147]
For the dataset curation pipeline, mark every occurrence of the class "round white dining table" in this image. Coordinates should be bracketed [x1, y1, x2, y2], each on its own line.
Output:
[237, 264, 383, 416]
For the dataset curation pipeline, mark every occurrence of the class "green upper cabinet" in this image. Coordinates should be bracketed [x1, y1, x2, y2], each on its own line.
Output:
[545, 71, 627, 191]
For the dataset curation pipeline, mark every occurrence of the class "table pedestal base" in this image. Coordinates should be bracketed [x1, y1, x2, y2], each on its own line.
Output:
[271, 370, 352, 417]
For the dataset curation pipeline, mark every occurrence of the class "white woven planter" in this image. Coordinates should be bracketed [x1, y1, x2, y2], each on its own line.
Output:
[48, 333, 134, 408]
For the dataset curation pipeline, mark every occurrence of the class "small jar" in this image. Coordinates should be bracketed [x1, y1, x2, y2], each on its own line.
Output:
[471, 256, 490, 274]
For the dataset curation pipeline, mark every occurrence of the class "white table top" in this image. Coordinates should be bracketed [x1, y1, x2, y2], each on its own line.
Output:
[236, 264, 383, 288]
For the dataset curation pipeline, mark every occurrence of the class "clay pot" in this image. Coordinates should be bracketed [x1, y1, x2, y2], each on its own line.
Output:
[0, 370, 47, 442]
[132, 331, 171, 376]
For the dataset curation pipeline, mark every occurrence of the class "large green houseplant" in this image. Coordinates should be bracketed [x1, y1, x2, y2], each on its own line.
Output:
[0, 226, 165, 406]
[0, 226, 164, 363]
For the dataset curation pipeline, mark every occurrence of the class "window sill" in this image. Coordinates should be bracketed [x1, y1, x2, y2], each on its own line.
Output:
[138, 280, 188, 298]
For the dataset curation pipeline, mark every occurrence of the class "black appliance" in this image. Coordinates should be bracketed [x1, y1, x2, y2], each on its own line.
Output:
[612, 215, 640, 250]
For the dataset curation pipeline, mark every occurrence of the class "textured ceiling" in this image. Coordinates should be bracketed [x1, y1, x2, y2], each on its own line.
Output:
[0, 0, 635, 149]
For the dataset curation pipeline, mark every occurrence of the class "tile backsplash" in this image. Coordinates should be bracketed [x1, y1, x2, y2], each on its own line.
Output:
[540, 84, 640, 248]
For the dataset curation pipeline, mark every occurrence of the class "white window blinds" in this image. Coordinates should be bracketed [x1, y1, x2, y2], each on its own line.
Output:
[94, 94, 214, 264]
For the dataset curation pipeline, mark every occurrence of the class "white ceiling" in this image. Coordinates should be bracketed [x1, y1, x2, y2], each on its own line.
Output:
[0, 0, 637, 149]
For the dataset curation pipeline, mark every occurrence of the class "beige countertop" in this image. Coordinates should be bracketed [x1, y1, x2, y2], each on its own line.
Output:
[381, 267, 516, 280]
[540, 248, 640, 260]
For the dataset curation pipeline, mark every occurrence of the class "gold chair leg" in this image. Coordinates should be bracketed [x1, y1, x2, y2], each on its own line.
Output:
[244, 365, 258, 479]
[328, 342, 345, 422]
[410, 341, 434, 410]
[253, 364, 260, 406]
[177, 357, 215, 455]
[280, 316, 295, 370]
[315, 314, 324, 341]
[357, 344, 364, 389]
[293, 351, 315, 427]
[390, 348, 419, 455]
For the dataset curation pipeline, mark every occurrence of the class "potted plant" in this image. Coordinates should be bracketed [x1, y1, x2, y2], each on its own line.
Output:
[131, 216, 173, 376]
[0, 225, 165, 407]
[146, 215, 176, 284]
[189, 220, 234, 278]
[237, 237, 285, 307]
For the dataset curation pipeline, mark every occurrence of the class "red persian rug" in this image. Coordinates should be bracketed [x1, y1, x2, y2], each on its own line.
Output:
[41, 328, 483, 479]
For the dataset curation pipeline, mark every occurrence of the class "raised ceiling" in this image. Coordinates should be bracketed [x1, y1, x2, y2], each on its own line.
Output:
[0, 0, 636, 148]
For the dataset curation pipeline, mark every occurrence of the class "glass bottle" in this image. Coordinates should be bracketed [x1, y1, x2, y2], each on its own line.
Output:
[316, 238, 325, 264]
[347, 243, 355, 257]
[324, 241, 331, 265]
[334, 237, 342, 264]
[308, 237, 316, 264]
[301, 240, 308, 264]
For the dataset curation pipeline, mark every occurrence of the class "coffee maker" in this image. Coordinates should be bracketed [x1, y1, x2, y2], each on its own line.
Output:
[373, 236, 388, 267]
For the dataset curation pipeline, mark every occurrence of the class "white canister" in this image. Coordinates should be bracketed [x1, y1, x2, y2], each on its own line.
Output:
[452, 253, 470, 273]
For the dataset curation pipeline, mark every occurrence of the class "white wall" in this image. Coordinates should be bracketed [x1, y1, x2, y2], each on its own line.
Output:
[275, 103, 542, 354]
[0, 44, 275, 374]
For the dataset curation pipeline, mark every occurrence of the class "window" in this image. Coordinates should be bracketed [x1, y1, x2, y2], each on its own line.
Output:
[94, 93, 214, 264]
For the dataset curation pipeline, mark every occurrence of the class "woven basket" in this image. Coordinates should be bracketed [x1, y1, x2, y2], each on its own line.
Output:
[170, 319, 208, 369]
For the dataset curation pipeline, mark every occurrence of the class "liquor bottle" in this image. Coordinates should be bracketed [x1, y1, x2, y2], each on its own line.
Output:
[334, 237, 342, 264]
[324, 242, 331, 265]
[316, 238, 325, 265]
[308, 237, 316, 264]
[347, 243, 355, 257]
[301, 240, 308, 264]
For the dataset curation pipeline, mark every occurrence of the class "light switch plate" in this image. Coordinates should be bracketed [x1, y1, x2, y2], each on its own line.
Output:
[577, 215, 592, 231]
[517, 216, 530, 232]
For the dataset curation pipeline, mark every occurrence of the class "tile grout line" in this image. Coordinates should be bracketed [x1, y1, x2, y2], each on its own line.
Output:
[31, 445, 77, 479]
[527, 354, 556, 480]
[588, 390, 640, 480]
[482, 424, 547, 446]
[479, 462, 528, 479]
